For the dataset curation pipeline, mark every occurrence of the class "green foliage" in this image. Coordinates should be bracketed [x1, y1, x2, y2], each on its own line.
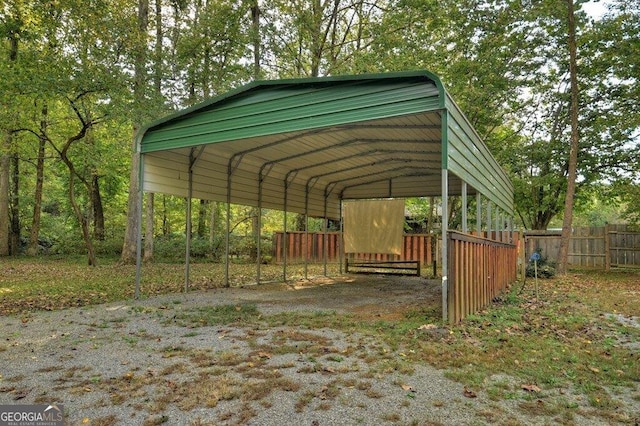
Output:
[172, 304, 259, 327]
[153, 235, 219, 261]
[1, 0, 638, 257]
[525, 251, 556, 278]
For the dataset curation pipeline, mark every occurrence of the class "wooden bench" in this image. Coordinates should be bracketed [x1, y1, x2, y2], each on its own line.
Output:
[345, 259, 420, 276]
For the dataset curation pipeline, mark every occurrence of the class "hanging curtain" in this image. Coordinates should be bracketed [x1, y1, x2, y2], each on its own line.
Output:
[344, 199, 404, 254]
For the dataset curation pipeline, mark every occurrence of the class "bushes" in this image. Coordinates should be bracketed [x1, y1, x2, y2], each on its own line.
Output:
[153, 235, 222, 261]
[33, 232, 274, 263]
[152, 234, 273, 263]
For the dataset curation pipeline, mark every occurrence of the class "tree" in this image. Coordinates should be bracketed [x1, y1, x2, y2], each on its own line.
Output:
[557, 0, 580, 274]
[46, 95, 104, 266]
[261, 0, 385, 78]
[0, 0, 26, 256]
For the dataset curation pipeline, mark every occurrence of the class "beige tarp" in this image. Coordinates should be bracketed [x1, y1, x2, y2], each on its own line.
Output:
[343, 199, 405, 254]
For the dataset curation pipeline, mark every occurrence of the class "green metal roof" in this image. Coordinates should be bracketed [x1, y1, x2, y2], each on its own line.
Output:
[138, 70, 513, 218]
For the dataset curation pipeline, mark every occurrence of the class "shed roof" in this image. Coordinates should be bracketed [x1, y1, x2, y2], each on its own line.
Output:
[138, 70, 513, 220]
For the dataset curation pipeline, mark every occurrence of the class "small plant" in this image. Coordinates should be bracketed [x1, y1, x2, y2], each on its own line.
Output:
[526, 249, 556, 278]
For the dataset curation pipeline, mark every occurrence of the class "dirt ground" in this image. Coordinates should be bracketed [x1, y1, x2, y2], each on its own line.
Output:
[225, 274, 442, 319]
[1, 274, 630, 425]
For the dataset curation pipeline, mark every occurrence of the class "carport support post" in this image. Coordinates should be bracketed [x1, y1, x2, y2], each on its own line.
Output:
[283, 183, 288, 282]
[135, 151, 145, 300]
[323, 194, 329, 276]
[339, 200, 344, 274]
[304, 184, 309, 280]
[225, 190, 231, 287]
[256, 205, 262, 284]
[257, 172, 264, 285]
[441, 170, 449, 322]
[185, 168, 193, 291]
[441, 106, 450, 323]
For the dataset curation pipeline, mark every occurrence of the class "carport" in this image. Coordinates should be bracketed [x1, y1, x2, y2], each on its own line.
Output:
[134, 70, 516, 322]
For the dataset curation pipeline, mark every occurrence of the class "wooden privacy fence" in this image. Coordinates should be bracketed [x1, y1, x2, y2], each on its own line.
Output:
[447, 231, 518, 324]
[524, 224, 640, 269]
[273, 232, 435, 265]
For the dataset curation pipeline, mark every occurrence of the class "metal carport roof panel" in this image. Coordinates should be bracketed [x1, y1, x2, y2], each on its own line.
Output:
[138, 70, 513, 219]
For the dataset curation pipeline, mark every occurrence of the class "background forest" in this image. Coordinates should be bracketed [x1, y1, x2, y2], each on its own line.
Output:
[0, 0, 638, 262]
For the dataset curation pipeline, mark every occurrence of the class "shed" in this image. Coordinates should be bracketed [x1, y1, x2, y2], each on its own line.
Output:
[134, 70, 515, 320]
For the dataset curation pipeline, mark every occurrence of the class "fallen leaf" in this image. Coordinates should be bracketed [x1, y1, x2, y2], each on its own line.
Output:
[418, 324, 437, 330]
[13, 388, 30, 400]
[463, 387, 477, 398]
[521, 384, 541, 392]
[401, 384, 416, 393]
[589, 367, 600, 373]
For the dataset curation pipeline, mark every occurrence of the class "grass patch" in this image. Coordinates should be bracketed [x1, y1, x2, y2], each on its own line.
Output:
[0, 257, 340, 315]
[172, 304, 259, 327]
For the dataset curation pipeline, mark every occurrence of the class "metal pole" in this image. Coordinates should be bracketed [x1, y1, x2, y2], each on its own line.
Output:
[339, 200, 344, 274]
[225, 182, 231, 287]
[185, 169, 193, 292]
[257, 173, 263, 285]
[441, 171, 449, 322]
[283, 180, 288, 282]
[304, 183, 309, 280]
[323, 193, 328, 276]
[134, 151, 145, 299]
[441, 109, 450, 322]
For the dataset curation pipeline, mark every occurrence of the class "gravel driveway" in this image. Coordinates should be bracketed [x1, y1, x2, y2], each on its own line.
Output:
[0, 275, 625, 425]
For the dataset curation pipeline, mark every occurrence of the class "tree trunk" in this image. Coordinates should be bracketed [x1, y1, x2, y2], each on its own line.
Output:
[28, 112, 47, 256]
[68, 171, 97, 266]
[295, 213, 306, 231]
[154, 0, 163, 94]
[197, 199, 207, 238]
[9, 153, 19, 254]
[121, 135, 141, 262]
[557, 0, 580, 275]
[209, 201, 220, 245]
[251, 0, 261, 79]
[0, 30, 18, 256]
[0, 131, 10, 256]
[91, 173, 105, 240]
[144, 192, 154, 261]
[121, 0, 149, 263]
[162, 195, 169, 235]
